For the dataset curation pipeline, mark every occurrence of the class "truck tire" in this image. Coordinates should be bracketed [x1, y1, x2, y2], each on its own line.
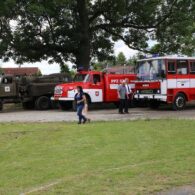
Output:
[22, 101, 35, 110]
[149, 100, 160, 109]
[172, 93, 186, 111]
[59, 101, 72, 110]
[35, 96, 51, 110]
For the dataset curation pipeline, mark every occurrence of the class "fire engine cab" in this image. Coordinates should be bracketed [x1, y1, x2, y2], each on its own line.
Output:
[52, 70, 136, 110]
[134, 56, 195, 110]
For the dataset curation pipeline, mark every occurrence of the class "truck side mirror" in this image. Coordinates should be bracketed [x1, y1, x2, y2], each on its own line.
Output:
[3, 78, 8, 84]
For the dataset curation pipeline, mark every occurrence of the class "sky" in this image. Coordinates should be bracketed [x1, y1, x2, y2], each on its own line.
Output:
[0, 40, 155, 75]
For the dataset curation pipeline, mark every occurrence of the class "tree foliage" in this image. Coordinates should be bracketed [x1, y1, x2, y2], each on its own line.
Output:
[127, 55, 138, 66]
[116, 52, 126, 65]
[0, 0, 194, 69]
[60, 63, 70, 73]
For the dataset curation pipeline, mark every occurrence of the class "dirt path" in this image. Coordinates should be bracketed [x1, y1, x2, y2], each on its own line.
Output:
[157, 184, 195, 195]
[1, 104, 195, 123]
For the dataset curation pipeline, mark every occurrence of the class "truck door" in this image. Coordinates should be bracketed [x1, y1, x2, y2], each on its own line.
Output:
[0, 76, 16, 97]
[86, 74, 103, 102]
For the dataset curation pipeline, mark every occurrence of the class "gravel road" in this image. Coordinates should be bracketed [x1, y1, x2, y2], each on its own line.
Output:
[1, 104, 195, 122]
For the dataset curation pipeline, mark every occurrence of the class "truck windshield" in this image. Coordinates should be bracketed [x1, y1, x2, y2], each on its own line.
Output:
[136, 59, 166, 80]
[74, 74, 90, 82]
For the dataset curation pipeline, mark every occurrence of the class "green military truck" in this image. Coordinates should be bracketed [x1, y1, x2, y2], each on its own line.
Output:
[0, 73, 71, 111]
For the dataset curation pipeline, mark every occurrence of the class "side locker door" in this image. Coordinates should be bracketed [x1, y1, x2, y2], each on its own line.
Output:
[166, 60, 177, 89]
[176, 60, 189, 89]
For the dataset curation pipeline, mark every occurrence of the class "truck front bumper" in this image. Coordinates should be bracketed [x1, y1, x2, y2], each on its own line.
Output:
[134, 94, 167, 102]
[51, 97, 74, 101]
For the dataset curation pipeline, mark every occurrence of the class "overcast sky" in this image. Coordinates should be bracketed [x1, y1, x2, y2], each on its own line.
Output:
[0, 40, 155, 75]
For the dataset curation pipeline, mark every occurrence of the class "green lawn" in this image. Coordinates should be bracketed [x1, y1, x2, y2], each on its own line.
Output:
[0, 120, 195, 195]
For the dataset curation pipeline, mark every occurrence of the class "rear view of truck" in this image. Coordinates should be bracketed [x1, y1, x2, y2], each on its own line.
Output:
[19, 73, 71, 110]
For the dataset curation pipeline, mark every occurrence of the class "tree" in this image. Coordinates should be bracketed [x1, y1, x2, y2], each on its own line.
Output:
[149, 44, 164, 55]
[116, 52, 126, 65]
[34, 69, 42, 76]
[92, 59, 115, 71]
[0, 0, 194, 69]
[0, 0, 14, 62]
[92, 62, 104, 71]
[127, 55, 138, 66]
[60, 64, 70, 73]
[154, 1, 195, 56]
[0, 66, 3, 74]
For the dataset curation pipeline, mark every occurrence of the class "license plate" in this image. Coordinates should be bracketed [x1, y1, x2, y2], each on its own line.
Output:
[141, 90, 153, 94]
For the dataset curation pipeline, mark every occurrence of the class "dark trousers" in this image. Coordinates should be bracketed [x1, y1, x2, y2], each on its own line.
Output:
[119, 98, 129, 113]
[77, 104, 86, 123]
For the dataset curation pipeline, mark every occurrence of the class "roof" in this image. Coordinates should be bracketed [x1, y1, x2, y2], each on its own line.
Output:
[78, 67, 134, 74]
[138, 56, 195, 62]
[2, 67, 41, 76]
[79, 70, 101, 74]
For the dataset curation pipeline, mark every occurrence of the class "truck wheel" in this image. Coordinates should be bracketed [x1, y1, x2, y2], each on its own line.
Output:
[172, 93, 186, 111]
[35, 96, 51, 110]
[149, 100, 160, 109]
[22, 101, 35, 110]
[59, 101, 72, 110]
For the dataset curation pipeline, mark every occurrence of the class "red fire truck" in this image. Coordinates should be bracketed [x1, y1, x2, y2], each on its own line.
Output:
[134, 56, 195, 110]
[52, 70, 136, 110]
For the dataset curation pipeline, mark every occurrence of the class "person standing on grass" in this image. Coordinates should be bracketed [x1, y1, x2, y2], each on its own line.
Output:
[75, 86, 87, 124]
[118, 80, 127, 114]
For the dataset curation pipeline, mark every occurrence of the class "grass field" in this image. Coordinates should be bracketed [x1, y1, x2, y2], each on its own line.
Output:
[0, 120, 195, 195]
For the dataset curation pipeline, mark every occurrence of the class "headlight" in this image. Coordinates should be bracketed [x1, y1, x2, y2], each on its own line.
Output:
[136, 90, 139, 94]
[55, 86, 63, 95]
[157, 90, 160, 94]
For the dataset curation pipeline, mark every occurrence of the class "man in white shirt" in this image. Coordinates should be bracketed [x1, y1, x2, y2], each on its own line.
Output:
[124, 78, 131, 113]
[118, 80, 127, 114]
